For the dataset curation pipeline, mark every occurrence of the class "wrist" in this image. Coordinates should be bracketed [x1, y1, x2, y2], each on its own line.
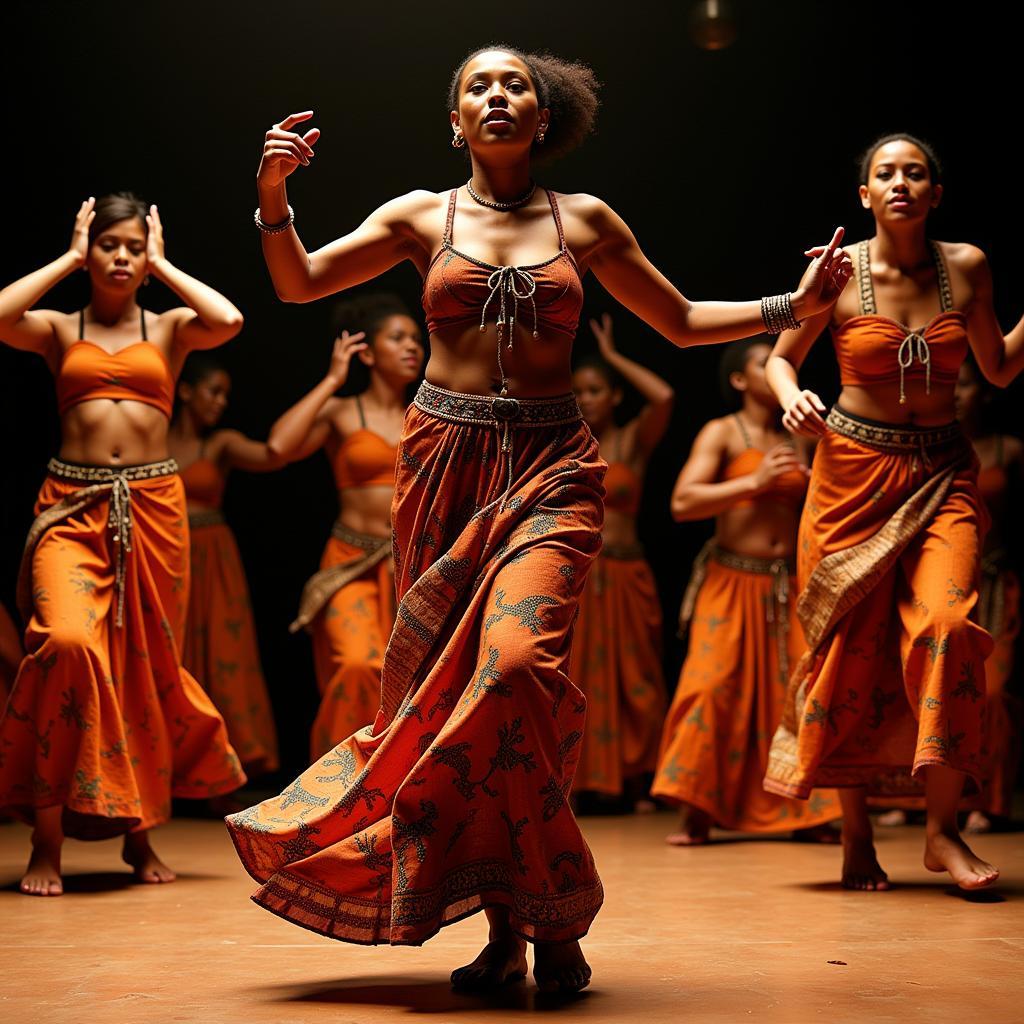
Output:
[789, 288, 810, 320]
[62, 249, 85, 271]
[148, 255, 170, 278]
[256, 183, 290, 223]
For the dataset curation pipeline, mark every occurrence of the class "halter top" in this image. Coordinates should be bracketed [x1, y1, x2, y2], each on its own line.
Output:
[724, 416, 807, 510]
[179, 456, 226, 508]
[422, 188, 584, 340]
[833, 240, 968, 404]
[56, 308, 174, 418]
[331, 396, 398, 490]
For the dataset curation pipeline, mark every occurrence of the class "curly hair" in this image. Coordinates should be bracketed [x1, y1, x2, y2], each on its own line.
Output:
[88, 191, 149, 247]
[331, 291, 412, 344]
[857, 133, 943, 185]
[446, 44, 600, 161]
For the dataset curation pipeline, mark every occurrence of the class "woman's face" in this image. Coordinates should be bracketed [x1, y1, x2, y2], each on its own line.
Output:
[87, 216, 148, 294]
[731, 343, 773, 405]
[859, 140, 942, 224]
[573, 365, 619, 428]
[181, 370, 230, 429]
[954, 362, 981, 422]
[360, 315, 424, 384]
[452, 50, 548, 155]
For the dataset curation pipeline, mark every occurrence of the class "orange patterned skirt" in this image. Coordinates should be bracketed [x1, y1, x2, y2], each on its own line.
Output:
[183, 511, 279, 774]
[569, 548, 666, 795]
[0, 460, 245, 839]
[227, 383, 606, 945]
[766, 409, 993, 800]
[651, 547, 839, 831]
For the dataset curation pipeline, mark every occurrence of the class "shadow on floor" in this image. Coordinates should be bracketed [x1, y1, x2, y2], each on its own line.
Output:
[265, 975, 596, 1014]
[792, 879, 1015, 902]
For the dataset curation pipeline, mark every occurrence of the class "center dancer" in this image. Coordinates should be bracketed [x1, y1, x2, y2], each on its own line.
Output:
[226, 45, 850, 993]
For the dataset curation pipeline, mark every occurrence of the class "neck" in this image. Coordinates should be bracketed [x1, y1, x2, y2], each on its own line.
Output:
[365, 373, 407, 411]
[88, 288, 138, 326]
[871, 219, 931, 271]
[169, 410, 203, 442]
[467, 155, 534, 202]
[740, 398, 778, 430]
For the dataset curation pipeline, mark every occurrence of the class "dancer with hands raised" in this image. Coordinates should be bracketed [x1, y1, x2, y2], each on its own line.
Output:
[227, 45, 851, 994]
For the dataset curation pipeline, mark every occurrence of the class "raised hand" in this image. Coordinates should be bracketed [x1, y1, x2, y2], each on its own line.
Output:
[589, 313, 617, 359]
[782, 389, 828, 437]
[258, 111, 321, 189]
[145, 204, 165, 269]
[796, 227, 854, 316]
[68, 197, 96, 267]
[326, 331, 368, 386]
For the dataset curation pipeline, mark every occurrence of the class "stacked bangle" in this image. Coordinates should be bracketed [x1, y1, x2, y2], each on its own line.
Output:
[760, 293, 801, 335]
[254, 205, 295, 234]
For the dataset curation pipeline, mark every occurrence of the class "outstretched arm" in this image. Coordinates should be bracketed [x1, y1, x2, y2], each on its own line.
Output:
[266, 332, 367, 461]
[207, 429, 289, 474]
[589, 313, 674, 459]
[962, 247, 1024, 387]
[0, 197, 95, 360]
[255, 111, 432, 303]
[585, 197, 852, 348]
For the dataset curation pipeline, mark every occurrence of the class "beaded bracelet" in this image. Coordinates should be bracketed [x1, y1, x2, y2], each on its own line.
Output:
[254, 205, 295, 235]
[760, 292, 801, 335]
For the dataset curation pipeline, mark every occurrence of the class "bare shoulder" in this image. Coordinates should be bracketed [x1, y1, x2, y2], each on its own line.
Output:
[937, 240, 988, 273]
[694, 415, 734, 450]
[1002, 433, 1024, 463]
[553, 191, 618, 227]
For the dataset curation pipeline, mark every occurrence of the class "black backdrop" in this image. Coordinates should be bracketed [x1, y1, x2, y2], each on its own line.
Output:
[3, 0, 1021, 779]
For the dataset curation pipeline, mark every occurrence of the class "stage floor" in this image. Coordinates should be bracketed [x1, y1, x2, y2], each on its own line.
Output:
[2, 812, 1021, 1023]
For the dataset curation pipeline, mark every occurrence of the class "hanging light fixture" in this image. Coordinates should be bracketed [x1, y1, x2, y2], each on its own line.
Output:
[690, 0, 738, 50]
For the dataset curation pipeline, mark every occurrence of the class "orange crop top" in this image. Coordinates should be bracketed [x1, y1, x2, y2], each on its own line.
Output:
[331, 396, 398, 490]
[179, 456, 226, 508]
[604, 461, 641, 517]
[56, 309, 174, 418]
[724, 416, 807, 509]
[422, 188, 584, 340]
[833, 240, 968, 403]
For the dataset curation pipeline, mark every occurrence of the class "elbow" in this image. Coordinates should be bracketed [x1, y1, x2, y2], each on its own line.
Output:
[670, 495, 693, 522]
[224, 309, 244, 334]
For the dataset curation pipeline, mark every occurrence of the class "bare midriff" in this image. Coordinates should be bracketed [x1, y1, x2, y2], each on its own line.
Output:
[335, 485, 394, 539]
[601, 508, 640, 551]
[837, 381, 957, 427]
[59, 400, 170, 466]
[714, 500, 800, 560]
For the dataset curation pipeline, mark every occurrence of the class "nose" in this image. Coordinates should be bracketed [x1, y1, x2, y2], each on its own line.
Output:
[487, 87, 509, 107]
[114, 244, 131, 264]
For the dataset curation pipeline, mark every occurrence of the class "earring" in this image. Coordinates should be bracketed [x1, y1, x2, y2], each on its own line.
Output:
[452, 131, 465, 149]
[143, 275, 151, 287]
[536, 129, 546, 144]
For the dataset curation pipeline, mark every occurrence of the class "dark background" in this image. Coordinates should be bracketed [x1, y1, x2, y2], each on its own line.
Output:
[2, 0, 1021, 780]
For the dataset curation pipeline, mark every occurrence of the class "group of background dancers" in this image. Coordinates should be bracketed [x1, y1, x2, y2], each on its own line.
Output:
[0, 43, 1022, 995]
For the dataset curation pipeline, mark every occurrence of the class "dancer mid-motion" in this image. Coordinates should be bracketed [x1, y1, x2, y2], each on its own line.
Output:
[651, 338, 840, 843]
[570, 313, 672, 810]
[266, 293, 423, 757]
[0, 192, 246, 896]
[764, 134, 1024, 890]
[226, 45, 850, 993]
[169, 356, 282, 778]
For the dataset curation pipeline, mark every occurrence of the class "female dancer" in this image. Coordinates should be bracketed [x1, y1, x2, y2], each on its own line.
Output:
[764, 134, 1024, 890]
[226, 45, 849, 992]
[955, 357, 1022, 832]
[168, 355, 282, 777]
[651, 338, 839, 842]
[0, 192, 246, 895]
[569, 313, 672, 809]
[265, 293, 423, 757]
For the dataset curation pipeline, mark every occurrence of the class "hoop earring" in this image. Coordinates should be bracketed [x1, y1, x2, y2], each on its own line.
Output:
[452, 132, 465, 149]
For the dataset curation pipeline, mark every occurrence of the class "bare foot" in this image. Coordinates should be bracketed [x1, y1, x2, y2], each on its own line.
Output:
[964, 810, 992, 834]
[533, 940, 592, 994]
[792, 823, 841, 844]
[924, 831, 999, 890]
[122, 833, 177, 884]
[450, 935, 528, 991]
[633, 798, 657, 815]
[20, 844, 63, 897]
[876, 809, 908, 827]
[665, 806, 711, 846]
[841, 835, 891, 891]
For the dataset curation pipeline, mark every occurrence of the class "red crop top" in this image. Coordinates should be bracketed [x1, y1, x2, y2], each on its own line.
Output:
[832, 240, 968, 404]
[56, 309, 174, 418]
[422, 188, 584, 340]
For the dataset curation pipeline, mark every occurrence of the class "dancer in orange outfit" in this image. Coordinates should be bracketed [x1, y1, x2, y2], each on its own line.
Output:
[0, 192, 246, 896]
[955, 358, 1022, 832]
[264, 293, 423, 757]
[570, 313, 672, 809]
[652, 338, 840, 842]
[226, 45, 849, 992]
[0, 602, 23, 701]
[765, 135, 1024, 890]
[168, 356, 282, 776]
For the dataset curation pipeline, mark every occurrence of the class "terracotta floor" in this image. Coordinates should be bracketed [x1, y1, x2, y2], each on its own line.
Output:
[1, 813, 1022, 1024]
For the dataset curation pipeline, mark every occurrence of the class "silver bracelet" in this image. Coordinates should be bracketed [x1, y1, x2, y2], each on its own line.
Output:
[254, 205, 294, 234]
[760, 292, 801, 335]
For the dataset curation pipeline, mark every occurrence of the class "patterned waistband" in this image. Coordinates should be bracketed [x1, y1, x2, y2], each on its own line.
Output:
[330, 519, 391, 553]
[827, 407, 962, 453]
[413, 381, 581, 428]
[188, 508, 226, 529]
[711, 545, 795, 576]
[48, 456, 179, 483]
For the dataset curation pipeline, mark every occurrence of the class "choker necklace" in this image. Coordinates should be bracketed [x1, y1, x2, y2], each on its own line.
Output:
[466, 178, 537, 211]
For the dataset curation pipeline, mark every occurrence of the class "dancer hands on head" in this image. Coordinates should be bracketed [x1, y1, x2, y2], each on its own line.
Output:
[326, 330, 368, 387]
[68, 197, 96, 268]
